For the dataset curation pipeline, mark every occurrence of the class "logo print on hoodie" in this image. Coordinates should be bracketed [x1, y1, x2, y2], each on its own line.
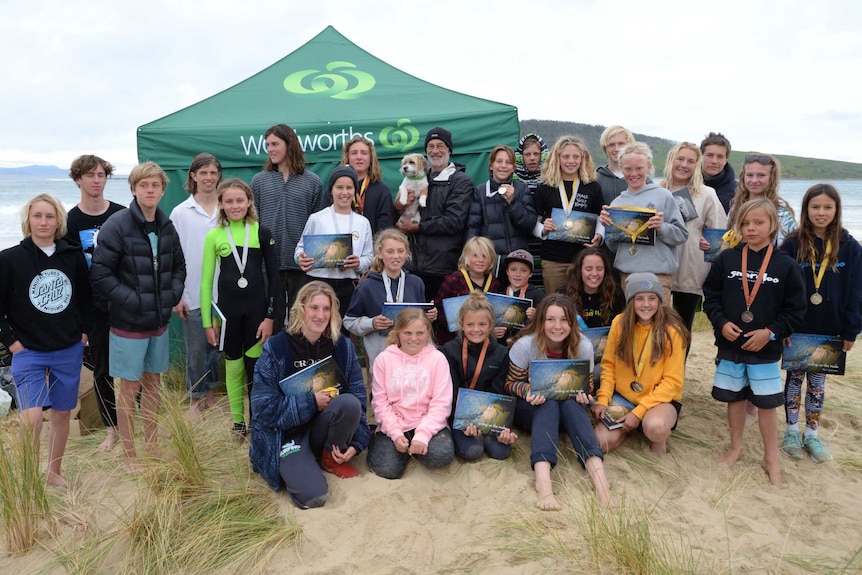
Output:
[29, 269, 72, 314]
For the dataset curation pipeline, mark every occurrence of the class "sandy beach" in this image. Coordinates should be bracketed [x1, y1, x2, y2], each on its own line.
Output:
[2, 328, 861, 574]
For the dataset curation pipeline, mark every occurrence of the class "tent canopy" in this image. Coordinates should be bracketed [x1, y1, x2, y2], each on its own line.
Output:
[138, 25, 520, 208]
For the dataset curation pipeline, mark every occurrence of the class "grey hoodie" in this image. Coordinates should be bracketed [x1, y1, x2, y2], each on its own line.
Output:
[596, 182, 689, 275]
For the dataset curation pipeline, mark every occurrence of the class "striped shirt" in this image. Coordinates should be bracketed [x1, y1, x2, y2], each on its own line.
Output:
[250, 169, 324, 271]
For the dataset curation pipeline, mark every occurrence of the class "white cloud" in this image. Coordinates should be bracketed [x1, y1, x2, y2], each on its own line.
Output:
[1, 0, 860, 169]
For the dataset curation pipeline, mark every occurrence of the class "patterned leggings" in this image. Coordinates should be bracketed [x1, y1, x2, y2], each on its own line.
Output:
[784, 370, 826, 431]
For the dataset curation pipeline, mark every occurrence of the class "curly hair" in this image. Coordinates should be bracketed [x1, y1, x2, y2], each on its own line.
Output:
[540, 135, 597, 187]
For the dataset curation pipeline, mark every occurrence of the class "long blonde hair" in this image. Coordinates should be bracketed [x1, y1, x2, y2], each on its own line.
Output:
[660, 142, 705, 198]
[540, 136, 597, 187]
[287, 281, 342, 342]
[369, 228, 412, 273]
[341, 136, 382, 183]
[21, 194, 66, 239]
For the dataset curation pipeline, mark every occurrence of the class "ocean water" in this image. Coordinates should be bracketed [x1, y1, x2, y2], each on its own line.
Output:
[0, 174, 861, 250]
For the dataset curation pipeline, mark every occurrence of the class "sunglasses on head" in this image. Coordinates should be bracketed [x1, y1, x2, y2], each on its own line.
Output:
[745, 154, 773, 165]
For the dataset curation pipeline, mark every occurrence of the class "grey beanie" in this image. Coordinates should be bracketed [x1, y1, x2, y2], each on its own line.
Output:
[625, 272, 663, 303]
[327, 165, 359, 195]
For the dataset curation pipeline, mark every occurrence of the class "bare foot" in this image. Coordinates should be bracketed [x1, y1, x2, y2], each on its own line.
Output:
[122, 460, 145, 475]
[204, 390, 218, 410]
[716, 448, 743, 467]
[649, 440, 667, 454]
[188, 399, 205, 420]
[46, 472, 69, 489]
[98, 427, 118, 452]
[535, 479, 561, 511]
[761, 458, 782, 485]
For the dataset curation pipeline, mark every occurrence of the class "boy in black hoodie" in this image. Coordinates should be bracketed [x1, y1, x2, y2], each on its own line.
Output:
[0, 194, 94, 488]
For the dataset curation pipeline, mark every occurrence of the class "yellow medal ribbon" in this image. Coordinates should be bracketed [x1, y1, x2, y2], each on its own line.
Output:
[632, 325, 653, 387]
[460, 268, 493, 292]
[608, 206, 656, 247]
[811, 238, 832, 294]
[353, 175, 369, 214]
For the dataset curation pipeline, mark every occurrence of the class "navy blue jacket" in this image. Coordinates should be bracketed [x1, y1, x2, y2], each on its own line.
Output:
[779, 230, 862, 341]
[249, 332, 370, 491]
[467, 179, 537, 256]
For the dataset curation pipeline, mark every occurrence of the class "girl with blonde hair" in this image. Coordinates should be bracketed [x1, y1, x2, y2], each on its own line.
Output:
[660, 142, 727, 332]
[533, 135, 604, 294]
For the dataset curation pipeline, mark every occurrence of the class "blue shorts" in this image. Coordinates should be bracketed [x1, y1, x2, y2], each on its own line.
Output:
[712, 359, 783, 408]
[109, 330, 169, 381]
[11, 342, 84, 411]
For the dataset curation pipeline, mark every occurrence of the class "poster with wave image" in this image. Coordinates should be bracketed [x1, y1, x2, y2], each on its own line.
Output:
[781, 333, 846, 375]
[303, 233, 352, 269]
[453, 388, 516, 435]
[529, 359, 591, 400]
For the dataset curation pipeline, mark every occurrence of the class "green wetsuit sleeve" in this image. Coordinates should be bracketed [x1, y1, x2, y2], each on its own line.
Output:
[200, 227, 220, 328]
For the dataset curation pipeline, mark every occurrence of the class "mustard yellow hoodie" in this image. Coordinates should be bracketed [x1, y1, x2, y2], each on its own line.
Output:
[596, 315, 685, 420]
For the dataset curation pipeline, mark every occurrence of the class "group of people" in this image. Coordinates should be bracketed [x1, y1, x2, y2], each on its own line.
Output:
[0, 123, 858, 508]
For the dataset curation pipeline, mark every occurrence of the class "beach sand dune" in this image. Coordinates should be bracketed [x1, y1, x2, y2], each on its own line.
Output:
[2, 330, 861, 574]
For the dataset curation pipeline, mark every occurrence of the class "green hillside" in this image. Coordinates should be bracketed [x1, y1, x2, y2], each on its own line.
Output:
[519, 119, 862, 180]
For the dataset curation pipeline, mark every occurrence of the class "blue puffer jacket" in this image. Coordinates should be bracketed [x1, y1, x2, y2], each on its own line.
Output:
[91, 199, 185, 332]
[467, 179, 537, 256]
[249, 331, 370, 491]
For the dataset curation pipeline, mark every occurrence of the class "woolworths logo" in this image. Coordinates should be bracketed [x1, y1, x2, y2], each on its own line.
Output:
[283, 61, 375, 100]
[379, 119, 420, 152]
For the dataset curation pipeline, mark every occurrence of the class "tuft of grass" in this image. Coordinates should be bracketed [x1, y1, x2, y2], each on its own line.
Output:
[783, 544, 862, 574]
[46, 387, 301, 574]
[124, 484, 299, 573]
[835, 456, 862, 474]
[495, 488, 716, 574]
[0, 419, 52, 555]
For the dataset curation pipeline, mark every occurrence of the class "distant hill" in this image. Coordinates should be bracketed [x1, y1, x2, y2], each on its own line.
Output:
[0, 165, 65, 176]
[519, 119, 862, 180]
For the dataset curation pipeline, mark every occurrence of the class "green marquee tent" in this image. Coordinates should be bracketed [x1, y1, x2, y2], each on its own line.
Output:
[137, 25, 520, 210]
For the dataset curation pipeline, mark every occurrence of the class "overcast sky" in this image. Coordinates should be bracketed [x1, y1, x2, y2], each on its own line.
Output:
[2, 0, 859, 171]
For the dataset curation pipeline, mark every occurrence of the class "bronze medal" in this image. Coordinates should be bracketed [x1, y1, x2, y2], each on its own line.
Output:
[630, 381, 644, 393]
[629, 246, 638, 256]
[741, 310, 754, 323]
[810, 292, 823, 305]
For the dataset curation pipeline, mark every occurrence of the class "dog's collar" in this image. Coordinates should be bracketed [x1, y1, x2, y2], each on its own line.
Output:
[405, 173, 426, 181]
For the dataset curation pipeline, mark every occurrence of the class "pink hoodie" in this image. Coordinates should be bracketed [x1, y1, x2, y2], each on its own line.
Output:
[372, 343, 453, 446]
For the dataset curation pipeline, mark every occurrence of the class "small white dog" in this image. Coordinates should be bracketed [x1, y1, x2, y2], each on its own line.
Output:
[397, 153, 429, 226]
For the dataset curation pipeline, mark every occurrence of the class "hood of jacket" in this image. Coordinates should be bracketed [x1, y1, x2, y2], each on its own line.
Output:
[514, 133, 549, 182]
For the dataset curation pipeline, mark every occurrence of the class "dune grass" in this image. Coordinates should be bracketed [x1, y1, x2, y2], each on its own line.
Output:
[0, 418, 53, 555]
[42, 386, 301, 574]
[496, 488, 716, 574]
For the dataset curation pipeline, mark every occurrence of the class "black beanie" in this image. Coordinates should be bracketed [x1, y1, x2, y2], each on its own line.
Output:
[424, 127, 453, 153]
[327, 165, 359, 194]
